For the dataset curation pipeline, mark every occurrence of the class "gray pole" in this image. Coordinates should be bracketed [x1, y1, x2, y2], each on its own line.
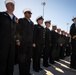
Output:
[67, 23, 69, 33]
[41, 2, 46, 18]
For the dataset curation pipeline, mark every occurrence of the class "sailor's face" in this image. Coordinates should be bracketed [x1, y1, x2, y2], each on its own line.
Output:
[6, 2, 15, 12]
[46, 23, 51, 27]
[74, 19, 76, 23]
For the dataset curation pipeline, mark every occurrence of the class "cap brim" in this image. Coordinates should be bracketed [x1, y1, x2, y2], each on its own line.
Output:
[5, 1, 15, 5]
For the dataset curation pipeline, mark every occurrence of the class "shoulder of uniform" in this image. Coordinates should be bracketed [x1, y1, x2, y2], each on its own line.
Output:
[34, 24, 38, 26]
[30, 20, 34, 24]
[34, 24, 37, 27]
[19, 18, 23, 20]
[18, 18, 24, 24]
[0, 12, 2, 14]
[0, 12, 6, 18]
[72, 23, 75, 25]
[70, 23, 75, 28]
[0, 12, 5, 15]
[0, 12, 9, 17]
[18, 18, 23, 21]
[71, 23, 75, 26]
[0, 11, 5, 13]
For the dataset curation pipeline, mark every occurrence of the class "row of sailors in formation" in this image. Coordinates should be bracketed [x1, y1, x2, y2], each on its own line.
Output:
[33, 17, 71, 71]
[14, 7, 72, 74]
[0, 0, 73, 75]
[15, 8, 72, 74]
[15, 16, 72, 73]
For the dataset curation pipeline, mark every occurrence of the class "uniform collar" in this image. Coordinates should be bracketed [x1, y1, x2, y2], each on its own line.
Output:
[5, 11, 14, 20]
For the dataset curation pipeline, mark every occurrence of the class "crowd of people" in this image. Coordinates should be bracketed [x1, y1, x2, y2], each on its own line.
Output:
[0, 0, 76, 75]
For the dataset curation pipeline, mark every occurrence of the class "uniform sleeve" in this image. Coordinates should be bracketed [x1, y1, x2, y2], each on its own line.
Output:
[33, 25, 37, 44]
[70, 24, 75, 37]
[16, 18, 23, 41]
[0, 12, 2, 26]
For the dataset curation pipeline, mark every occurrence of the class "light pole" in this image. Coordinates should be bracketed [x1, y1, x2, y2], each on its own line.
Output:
[41, 2, 46, 18]
[67, 23, 69, 33]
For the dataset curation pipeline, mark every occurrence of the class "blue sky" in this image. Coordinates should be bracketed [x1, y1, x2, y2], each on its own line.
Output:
[1, 0, 76, 33]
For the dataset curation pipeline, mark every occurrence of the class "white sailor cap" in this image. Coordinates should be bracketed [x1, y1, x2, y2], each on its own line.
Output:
[52, 25, 57, 26]
[5, 0, 15, 5]
[36, 16, 44, 22]
[45, 20, 51, 23]
[57, 28, 61, 31]
[23, 8, 32, 13]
